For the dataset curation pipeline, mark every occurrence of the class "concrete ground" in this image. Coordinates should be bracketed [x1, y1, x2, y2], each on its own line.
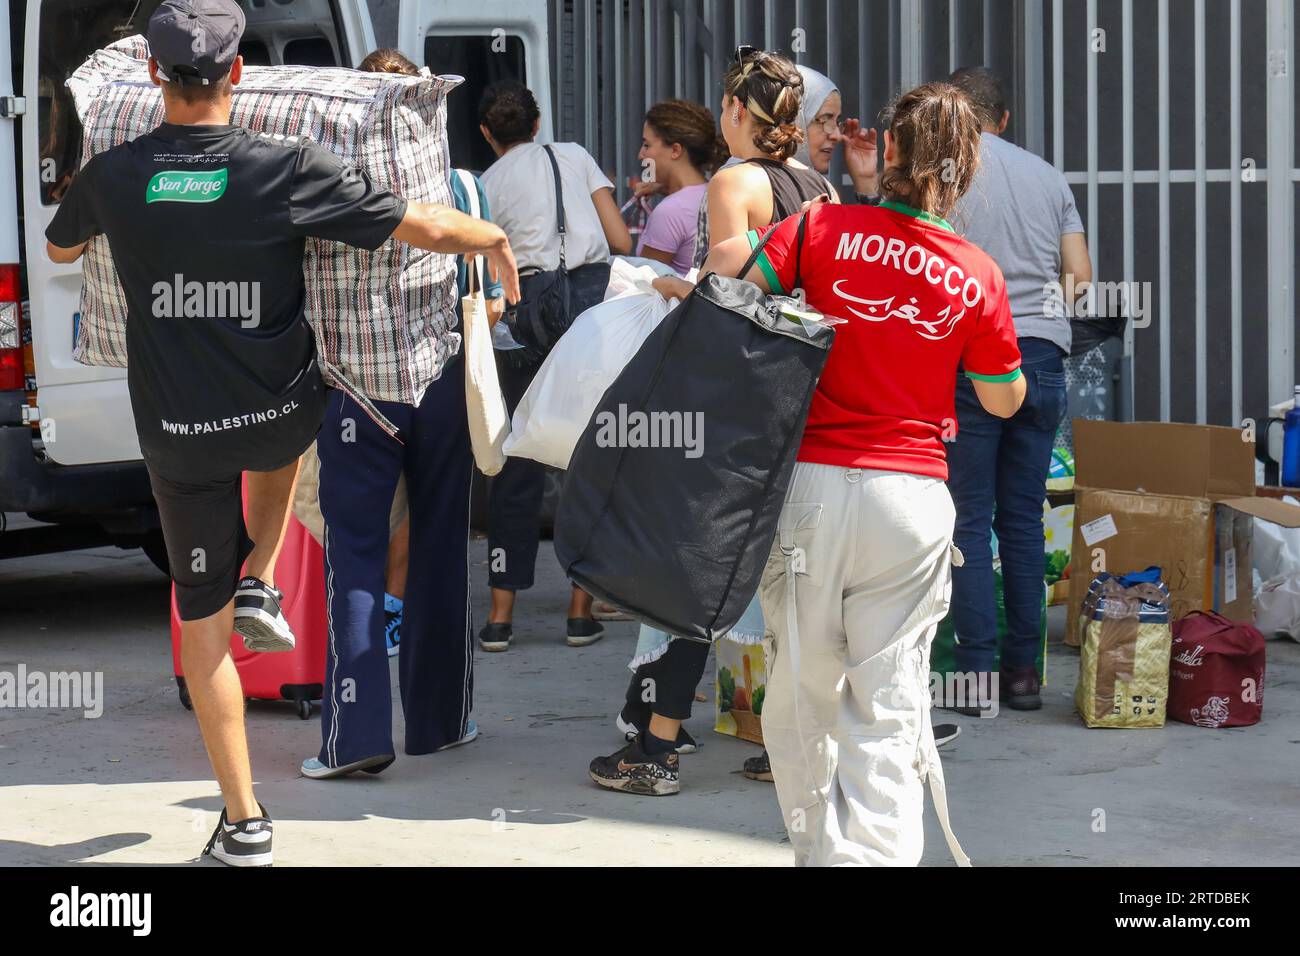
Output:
[1, 526, 1298, 866]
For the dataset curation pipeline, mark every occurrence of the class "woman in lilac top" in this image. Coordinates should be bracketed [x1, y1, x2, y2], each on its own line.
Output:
[633, 100, 727, 275]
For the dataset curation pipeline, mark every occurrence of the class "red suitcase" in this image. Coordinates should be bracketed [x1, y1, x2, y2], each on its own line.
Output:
[170, 478, 328, 719]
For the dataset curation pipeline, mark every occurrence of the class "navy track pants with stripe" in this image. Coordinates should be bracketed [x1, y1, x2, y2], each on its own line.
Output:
[316, 357, 474, 764]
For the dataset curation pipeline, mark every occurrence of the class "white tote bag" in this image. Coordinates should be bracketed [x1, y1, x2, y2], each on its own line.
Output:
[457, 169, 510, 476]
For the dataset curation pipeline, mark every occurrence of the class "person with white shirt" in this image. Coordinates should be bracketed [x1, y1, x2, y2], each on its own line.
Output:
[476, 81, 632, 653]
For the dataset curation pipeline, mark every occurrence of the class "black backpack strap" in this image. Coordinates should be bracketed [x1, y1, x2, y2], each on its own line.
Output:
[793, 208, 809, 292]
[543, 144, 567, 270]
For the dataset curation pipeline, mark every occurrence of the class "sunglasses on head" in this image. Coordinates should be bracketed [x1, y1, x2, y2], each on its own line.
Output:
[733, 44, 759, 64]
[877, 104, 896, 129]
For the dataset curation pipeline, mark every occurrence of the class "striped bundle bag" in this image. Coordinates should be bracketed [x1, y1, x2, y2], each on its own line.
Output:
[66, 35, 461, 413]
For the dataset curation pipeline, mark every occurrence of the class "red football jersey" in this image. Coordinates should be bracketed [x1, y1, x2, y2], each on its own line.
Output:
[751, 201, 1022, 479]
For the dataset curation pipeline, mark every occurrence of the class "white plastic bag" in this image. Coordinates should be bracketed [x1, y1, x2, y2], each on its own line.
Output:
[606, 256, 681, 297]
[504, 266, 678, 469]
[1255, 573, 1300, 641]
[1253, 495, 1300, 585]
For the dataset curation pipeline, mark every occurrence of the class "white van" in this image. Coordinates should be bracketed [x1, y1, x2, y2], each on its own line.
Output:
[0, 0, 550, 567]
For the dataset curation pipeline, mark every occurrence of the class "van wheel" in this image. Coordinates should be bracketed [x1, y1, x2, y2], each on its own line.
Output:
[141, 529, 171, 576]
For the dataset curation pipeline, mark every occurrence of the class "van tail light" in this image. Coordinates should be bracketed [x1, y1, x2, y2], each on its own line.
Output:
[0, 264, 23, 391]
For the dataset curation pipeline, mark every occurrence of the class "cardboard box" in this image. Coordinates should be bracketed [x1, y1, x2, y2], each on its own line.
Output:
[1066, 420, 1300, 646]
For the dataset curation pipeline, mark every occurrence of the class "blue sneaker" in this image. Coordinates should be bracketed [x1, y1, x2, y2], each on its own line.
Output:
[435, 719, 479, 752]
[300, 754, 394, 779]
[384, 594, 403, 658]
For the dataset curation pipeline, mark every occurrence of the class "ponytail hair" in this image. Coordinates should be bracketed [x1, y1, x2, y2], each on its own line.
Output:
[879, 82, 983, 219]
[721, 51, 805, 161]
[645, 99, 729, 175]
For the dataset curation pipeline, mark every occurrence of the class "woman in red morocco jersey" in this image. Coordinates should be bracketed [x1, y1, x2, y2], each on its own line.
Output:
[655, 83, 1026, 867]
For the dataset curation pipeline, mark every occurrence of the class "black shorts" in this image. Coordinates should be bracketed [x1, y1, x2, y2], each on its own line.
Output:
[149, 468, 255, 622]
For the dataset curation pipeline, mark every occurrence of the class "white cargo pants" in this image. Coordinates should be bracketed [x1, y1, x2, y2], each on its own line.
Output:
[758, 463, 970, 867]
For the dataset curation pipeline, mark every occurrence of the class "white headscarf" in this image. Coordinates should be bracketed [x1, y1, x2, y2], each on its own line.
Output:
[795, 66, 839, 167]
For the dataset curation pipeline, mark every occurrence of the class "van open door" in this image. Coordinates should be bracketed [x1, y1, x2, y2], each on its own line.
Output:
[21, 0, 145, 466]
[21, 0, 375, 468]
[397, 0, 553, 174]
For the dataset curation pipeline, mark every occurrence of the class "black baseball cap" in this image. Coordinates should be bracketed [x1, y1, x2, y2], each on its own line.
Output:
[148, 0, 246, 86]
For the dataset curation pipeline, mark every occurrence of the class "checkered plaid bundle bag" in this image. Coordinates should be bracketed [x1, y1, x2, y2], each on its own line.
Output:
[67, 35, 461, 411]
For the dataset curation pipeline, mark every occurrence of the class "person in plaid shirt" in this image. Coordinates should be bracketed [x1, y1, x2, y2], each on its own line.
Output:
[301, 49, 506, 782]
[44, 2, 518, 866]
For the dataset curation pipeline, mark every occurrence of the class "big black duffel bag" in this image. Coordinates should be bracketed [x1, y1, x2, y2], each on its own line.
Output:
[555, 217, 835, 640]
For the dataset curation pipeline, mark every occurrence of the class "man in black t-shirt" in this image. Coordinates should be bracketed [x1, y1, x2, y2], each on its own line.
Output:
[45, 0, 518, 867]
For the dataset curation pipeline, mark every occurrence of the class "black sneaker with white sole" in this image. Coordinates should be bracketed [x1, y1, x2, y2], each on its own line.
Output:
[566, 617, 605, 647]
[233, 577, 295, 653]
[202, 804, 273, 867]
[478, 622, 512, 652]
[934, 723, 961, 748]
[615, 711, 699, 754]
[589, 734, 679, 795]
[742, 749, 773, 782]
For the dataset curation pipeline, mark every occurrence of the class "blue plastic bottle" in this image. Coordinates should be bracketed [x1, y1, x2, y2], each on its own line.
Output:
[1284, 386, 1300, 487]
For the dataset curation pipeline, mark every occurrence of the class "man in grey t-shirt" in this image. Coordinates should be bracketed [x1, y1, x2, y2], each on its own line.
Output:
[943, 67, 1092, 714]
[949, 78, 1090, 353]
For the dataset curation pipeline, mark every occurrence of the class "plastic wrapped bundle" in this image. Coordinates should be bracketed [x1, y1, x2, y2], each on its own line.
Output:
[65, 35, 460, 407]
[1074, 567, 1172, 728]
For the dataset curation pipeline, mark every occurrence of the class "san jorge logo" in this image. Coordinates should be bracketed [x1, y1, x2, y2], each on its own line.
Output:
[146, 169, 228, 204]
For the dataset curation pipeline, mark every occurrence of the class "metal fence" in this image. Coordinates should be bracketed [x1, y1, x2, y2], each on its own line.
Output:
[542, 0, 1298, 433]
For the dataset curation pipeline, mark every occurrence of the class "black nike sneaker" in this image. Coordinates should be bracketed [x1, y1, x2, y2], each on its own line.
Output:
[742, 749, 773, 782]
[615, 710, 699, 754]
[589, 735, 680, 796]
[202, 805, 274, 867]
[233, 576, 295, 653]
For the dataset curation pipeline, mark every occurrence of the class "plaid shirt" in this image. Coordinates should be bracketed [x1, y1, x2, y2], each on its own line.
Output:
[68, 36, 460, 430]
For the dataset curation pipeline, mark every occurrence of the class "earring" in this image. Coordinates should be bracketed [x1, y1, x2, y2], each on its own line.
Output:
[731, 106, 741, 126]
